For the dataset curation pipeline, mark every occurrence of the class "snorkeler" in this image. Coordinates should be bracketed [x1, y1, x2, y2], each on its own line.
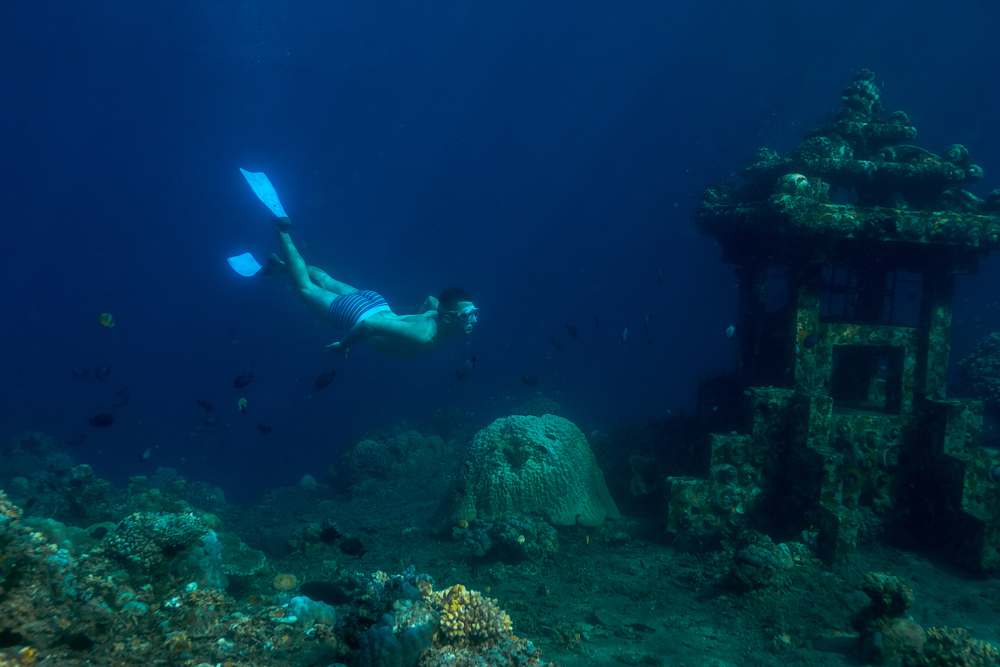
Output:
[230, 169, 478, 359]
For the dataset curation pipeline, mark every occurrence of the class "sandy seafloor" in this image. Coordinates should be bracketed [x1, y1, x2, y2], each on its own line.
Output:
[221, 459, 1000, 666]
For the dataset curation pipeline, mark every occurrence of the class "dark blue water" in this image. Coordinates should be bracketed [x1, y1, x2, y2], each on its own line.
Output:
[3, 0, 999, 501]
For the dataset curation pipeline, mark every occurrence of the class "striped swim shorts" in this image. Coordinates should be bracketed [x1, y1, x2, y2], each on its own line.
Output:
[327, 290, 392, 331]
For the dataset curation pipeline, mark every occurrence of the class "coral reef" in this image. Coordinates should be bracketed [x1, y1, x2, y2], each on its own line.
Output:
[286, 595, 337, 626]
[218, 530, 267, 577]
[431, 584, 512, 644]
[351, 605, 435, 667]
[273, 572, 299, 591]
[347, 572, 557, 667]
[431, 414, 620, 531]
[851, 572, 924, 665]
[349, 439, 395, 477]
[717, 530, 798, 592]
[846, 572, 997, 665]
[103, 511, 209, 572]
[452, 515, 559, 562]
[0, 490, 348, 664]
[918, 627, 999, 666]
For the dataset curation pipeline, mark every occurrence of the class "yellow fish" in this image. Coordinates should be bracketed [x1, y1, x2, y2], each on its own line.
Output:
[238, 397, 247, 414]
[99, 313, 115, 328]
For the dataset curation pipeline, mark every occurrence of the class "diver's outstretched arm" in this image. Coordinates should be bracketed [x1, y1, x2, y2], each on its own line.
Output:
[418, 296, 439, 314]
[325, 317, 434, 356]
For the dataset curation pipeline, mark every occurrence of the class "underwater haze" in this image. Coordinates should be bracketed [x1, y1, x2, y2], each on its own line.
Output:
[2, 0, 1000, 501]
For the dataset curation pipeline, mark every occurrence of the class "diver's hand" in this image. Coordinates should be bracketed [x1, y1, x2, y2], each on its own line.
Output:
[325, 341, 349, 357]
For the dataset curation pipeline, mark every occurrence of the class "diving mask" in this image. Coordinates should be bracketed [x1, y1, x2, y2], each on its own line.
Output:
[457, 306, 479, 323]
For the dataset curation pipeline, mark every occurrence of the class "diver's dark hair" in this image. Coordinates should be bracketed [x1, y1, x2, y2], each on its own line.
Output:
[439, 288, 472, 312]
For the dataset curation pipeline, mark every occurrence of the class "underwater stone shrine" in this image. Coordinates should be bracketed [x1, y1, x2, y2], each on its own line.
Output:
[666, 69, 1000, 570]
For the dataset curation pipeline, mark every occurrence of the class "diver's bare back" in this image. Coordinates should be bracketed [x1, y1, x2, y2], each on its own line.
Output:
[364, 311, 441, 358]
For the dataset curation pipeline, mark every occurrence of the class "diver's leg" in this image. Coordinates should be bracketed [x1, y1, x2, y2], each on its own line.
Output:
[275, 229, 336, 322]
[308, 266, 358, 296]
[265, 254, 356, 295]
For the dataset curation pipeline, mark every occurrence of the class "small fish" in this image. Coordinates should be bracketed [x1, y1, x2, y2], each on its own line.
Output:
[565, 324, 578, 339]
[644, 315, 653, 344]
[456, 356, 476, 380]
[657, 268, 664, 285]
[320, 524, 343, 544]
[233, 373, 253, 388]
[339, 536, 368, 558]
[99, 312, 115, 328]
[594, 316, 600, 328]
[66, 433, 86, 446]
[204, 413, 219, 426]
[111, 386, 130, 408]
[522, 375, 539, 387]
[725, 325, 736, 339]
[802, 333, 823, 349]
[622, 325, 628, 344]
[138, 447, 153, 462]
[315, 371, 336, 389]
[89, 413, 114, 428]
[551, 337, 564, 351]
[94, 366, 111, 380]
[502, 342, 513, 353]
[197, 400, 214, 411]
[238, 397, 247, 414]
[91, 526, 108, 539]
[257, 423, 272, 435]
[71, 366, 88, 378]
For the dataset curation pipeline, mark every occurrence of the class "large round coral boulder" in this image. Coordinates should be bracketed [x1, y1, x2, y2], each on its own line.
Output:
[431, 414, 620, 531]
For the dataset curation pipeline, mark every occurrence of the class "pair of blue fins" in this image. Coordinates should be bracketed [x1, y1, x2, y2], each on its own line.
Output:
[227, 168, 288, 277]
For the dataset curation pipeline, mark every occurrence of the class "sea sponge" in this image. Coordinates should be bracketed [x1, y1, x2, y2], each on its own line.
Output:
[430, 584, 512, 643]
[272, 573, 298, 591]
[432, 414, 620, 530]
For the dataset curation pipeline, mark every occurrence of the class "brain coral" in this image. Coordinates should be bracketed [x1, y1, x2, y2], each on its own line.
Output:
[349, 439, 394, 476]
[432, 414, 620, 530]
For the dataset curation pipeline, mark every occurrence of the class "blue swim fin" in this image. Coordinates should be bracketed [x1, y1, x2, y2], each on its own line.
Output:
[227, 252, 263, 277]
[240, 168, 288, 219]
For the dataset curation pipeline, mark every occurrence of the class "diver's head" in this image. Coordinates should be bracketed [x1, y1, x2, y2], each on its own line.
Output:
[439, 287, 478, 334]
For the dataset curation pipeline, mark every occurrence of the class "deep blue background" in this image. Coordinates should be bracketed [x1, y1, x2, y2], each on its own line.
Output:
[3, 1, 999, 501]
